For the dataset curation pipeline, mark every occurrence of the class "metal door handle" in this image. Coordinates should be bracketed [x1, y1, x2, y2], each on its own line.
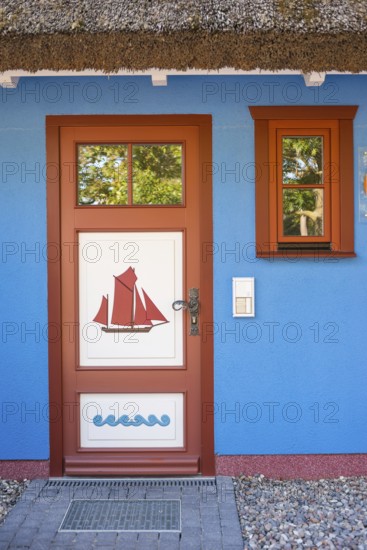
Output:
[172, 288, 199, 336]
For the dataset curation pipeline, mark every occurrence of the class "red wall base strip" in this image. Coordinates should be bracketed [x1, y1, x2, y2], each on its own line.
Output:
[2, 455, 367, 480]
[216, 454, 367, 480]
[0, 461, 49, 480]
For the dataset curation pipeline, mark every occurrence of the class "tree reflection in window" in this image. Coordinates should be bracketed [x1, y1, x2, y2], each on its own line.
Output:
[282, 137, 324, 236]
[78, 144, 182, 206]
[78, 145, 128, 205]
[132, 145, 182, 205]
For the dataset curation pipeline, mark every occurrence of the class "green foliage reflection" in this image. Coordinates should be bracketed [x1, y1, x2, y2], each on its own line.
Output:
[132, 145, 182, 204]
[282, 137, 322, 185]
[282, 137, 324, 237]
[78, 145, 128, 205]
[283, 189, 323, 236]
[78, 144, 182, 206]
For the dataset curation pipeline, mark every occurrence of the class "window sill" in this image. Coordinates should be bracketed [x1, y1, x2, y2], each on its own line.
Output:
[256, 250, 356, 259]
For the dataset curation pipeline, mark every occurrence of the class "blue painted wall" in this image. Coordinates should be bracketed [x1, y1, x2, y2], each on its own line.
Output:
[0, 74, 366, 459]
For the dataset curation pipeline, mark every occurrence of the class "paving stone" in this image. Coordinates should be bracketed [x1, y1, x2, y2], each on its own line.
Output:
[180, 512, 198, 522]
[145, 489, 164, 498]
[221, 536, 244, 549]
[202, 528, 222, 539]
[219, 509, 239, 520]
[28, 513, 51, 522]
[31, 533, 54, 544]
[53, 532, 77, 543]
[21, 519, 41, 529]
[202, 542, 223, 550]
[181, 496, 200, 505]
[30, 541, 50, 550]
[181, 519, 199, 528]
[127, 492, 148, 501]
[2, 507, 27, 528]
[181, 524, 203, 539]
[11, 527, 39, 544]
[74, 532, 97, 543]
[36, 527, 58, 538]
[179, 540, 202, 550]
[201, 509, 220, 518]
[115, 532, 138, 546]
[0, 532, 14, 546]
[0, 477, 243, 550]
[180, 533, 202, 543]
[137, 532, 160, 540]
[159, 542, 180, 550]
[163, 488, 181, 497]
[115, 543, 136, 550]
[115, 543, 137, 550]
[95, 532, 118, 544]
[159, 532, 180, 541]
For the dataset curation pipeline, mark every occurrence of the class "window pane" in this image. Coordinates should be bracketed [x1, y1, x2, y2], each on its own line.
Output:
[78, 145, 128, 205]
[132, 145, 183, 205]
[282, 137, 323, 185]
[283, 188, 324, 236]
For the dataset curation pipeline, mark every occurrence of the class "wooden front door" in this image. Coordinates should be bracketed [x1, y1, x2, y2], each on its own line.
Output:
[47, 115, 214, 476]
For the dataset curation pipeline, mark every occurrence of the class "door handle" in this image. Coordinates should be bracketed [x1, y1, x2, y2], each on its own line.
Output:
[172, 288, 199, 336]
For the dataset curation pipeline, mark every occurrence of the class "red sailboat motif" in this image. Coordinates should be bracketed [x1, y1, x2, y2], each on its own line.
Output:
[92, 267, 169, 333]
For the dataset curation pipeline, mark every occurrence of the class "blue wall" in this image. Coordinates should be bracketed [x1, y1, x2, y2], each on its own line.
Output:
[0, 74, 366, 459]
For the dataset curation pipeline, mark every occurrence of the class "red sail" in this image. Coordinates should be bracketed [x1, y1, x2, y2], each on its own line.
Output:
[111, 277, 133, 326]
[93, 295, 108, 326]
[116, 266, 137, 290]
[134, 288, 152, 326]
[142, 289, 168, 323]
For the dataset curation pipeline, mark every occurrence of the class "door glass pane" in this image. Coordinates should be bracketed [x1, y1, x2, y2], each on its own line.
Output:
[78, 145, 128, 205]
[132, 145, 183, 205]
[283, 188, 324, 236]
[282, 137, 323, 185]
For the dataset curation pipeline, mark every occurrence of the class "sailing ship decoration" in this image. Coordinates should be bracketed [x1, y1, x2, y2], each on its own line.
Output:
[93, 266, 169, 333]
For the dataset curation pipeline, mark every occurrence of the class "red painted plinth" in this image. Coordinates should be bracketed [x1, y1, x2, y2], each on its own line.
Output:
[216, 454, 367, 479]
[0, 461, 49, 480]
[2, 456, 367, 480]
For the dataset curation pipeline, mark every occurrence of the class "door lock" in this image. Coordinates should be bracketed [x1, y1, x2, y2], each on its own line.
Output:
[172, 288, 199, 336]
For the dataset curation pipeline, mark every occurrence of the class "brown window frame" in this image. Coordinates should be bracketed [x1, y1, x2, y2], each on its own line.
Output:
[249, 106, 358, 258]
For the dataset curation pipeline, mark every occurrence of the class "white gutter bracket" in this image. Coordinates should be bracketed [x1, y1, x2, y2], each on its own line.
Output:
[151, 72, 168, 86]
[0, 70, 329, 88]
[0, 76, 19, 88]
[303, 72, 326, 87]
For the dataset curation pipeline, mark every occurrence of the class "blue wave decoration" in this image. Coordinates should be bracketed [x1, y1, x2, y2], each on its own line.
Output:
[93, 414, 171, 428]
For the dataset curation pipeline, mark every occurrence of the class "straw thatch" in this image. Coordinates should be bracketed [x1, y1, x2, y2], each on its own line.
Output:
[1, 0, 367, 72]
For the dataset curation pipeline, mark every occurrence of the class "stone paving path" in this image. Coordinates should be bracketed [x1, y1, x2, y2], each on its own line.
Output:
[0, 477, 243, 549]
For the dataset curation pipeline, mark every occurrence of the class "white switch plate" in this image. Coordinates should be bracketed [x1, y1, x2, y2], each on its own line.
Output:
[232, 277, 255, 317]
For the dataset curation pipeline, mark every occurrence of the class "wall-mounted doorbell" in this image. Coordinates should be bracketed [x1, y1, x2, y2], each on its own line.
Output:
[232, 277, 255, 317]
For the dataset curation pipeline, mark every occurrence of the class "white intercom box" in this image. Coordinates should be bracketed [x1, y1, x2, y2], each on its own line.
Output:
[232, 277, 255, 317]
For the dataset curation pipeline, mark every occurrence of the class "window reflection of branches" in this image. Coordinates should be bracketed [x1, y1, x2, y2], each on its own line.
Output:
[78, 144, 182, 206]
[282, 137, 324, 237]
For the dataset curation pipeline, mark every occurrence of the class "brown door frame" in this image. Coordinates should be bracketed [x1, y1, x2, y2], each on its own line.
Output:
[46, 115, 214, 476]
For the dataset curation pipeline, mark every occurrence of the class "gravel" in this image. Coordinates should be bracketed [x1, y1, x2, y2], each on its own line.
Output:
[234, 474, 367, 549]
[0, 478, 29, 524]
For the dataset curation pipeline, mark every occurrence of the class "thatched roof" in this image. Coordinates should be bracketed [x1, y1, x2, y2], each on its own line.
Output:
[1, 0, 367, 73]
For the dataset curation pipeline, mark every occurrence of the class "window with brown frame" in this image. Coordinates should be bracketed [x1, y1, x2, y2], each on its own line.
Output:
[249, 106, 358, 258]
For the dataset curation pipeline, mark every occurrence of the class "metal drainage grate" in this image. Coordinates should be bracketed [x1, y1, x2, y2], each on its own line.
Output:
[48, 478, 216, 489]
[59, 499, 181, 532]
